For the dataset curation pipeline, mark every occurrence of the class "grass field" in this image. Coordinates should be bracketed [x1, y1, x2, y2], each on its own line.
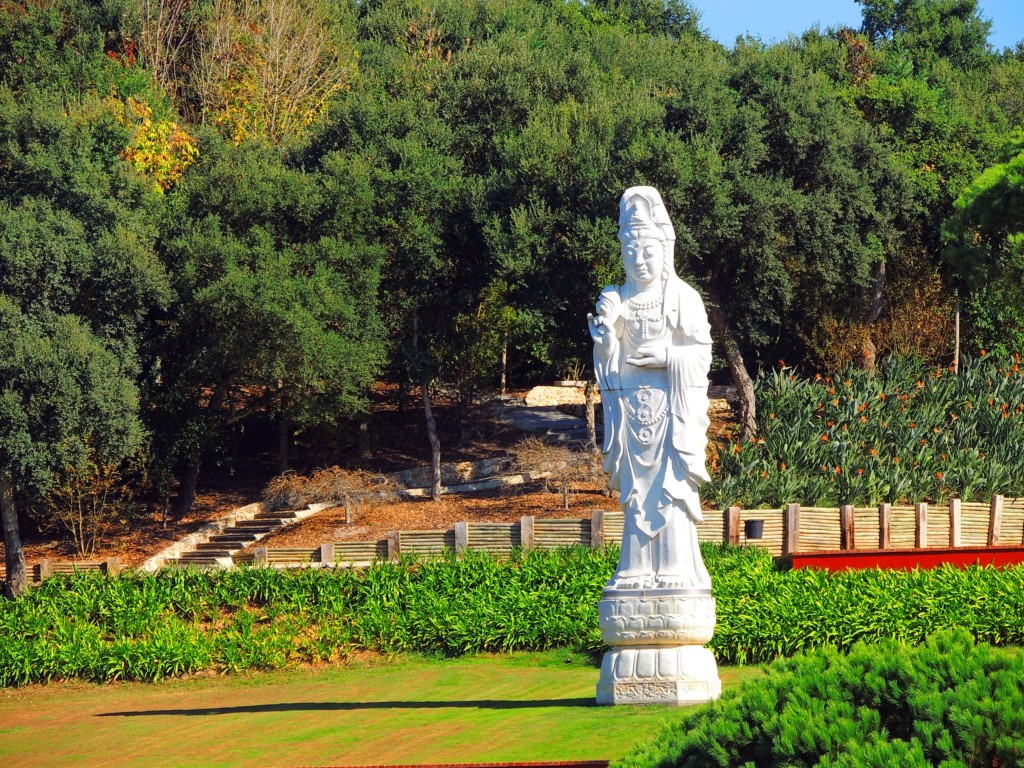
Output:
[0, 650, 761, 768]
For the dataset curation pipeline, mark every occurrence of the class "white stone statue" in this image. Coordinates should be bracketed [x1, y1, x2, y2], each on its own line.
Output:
[590, 186, 720, 706]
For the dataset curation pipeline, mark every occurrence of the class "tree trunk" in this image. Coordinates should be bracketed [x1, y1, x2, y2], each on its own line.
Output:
[175, 456, 200, 518]
[709, 305, 757, 441]
[860, 338, 877, 372]
[422, 375, 442, 501]
[412, 311, 442, 501]
[358, 418, 371, 459]
[953, 297, 961, 375]
[860, 259, 886, 372]
[500, 338, 508, 395]
[278, 414, 290, 474]
[584, 379, 597, 456]
[174, 380, 230, 518]
[1, 473, 28, 599]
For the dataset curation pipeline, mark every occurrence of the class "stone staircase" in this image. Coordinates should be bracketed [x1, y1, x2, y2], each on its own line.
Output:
[164, 508, 322, 569]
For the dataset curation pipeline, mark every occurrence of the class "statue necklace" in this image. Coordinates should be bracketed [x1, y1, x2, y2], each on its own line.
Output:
[626, 288, 665, 344]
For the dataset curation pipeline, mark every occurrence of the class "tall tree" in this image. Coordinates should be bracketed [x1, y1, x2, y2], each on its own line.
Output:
[943, 129, 1024, 357]
[0, 88, 168, 596]
[155, 134, 385, 512]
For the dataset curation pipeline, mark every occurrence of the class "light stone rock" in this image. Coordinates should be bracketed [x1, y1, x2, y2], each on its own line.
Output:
[523, 385, 601, 408]
[590, 186, 720, 705]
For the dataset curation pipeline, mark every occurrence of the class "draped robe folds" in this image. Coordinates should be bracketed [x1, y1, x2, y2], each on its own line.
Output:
[594, 276, 713, 590]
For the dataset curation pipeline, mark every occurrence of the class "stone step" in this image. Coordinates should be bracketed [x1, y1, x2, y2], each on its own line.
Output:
[209, 532, 258, 544]
[182, 548, 232, 558]
[233, 519, 285, 529]
[255, 511, 299, 520]
[195, 542, 243, 552]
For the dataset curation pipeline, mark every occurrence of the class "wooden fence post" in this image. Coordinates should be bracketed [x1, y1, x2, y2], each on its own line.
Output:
[949, 498, 962, 548]
[915, 503, 928, 549]
[783, 503, 800, 555]
[103, 557, 121, 576]
[840, 505, 855, 551]
[254, 547, 269, 567]
[318, 542, 335, 566]
[590, 510, 605, 549]
[454, 522, 469, 555]
[878, 503, 892, 549]
[520, 516, 535, 549]
[988, 495, 1004, 546]
[38, 558, 52, 582]
[725, 506, 741, 547]
[386, 531, 401, 561]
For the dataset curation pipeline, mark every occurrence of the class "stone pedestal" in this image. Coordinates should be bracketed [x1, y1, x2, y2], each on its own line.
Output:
[596, 588, 721, 706]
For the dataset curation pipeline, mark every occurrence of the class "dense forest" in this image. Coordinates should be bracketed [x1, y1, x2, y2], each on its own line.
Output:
[2, 0, 1023, 595]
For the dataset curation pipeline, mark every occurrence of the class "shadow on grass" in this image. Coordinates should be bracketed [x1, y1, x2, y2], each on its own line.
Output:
[98, 698, 597, 717]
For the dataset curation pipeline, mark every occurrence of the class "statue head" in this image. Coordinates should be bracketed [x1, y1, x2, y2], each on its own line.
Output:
[617, 186, 677, 289]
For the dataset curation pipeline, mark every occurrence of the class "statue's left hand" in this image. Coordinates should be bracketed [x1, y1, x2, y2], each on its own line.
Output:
[626, 345, 667, 368]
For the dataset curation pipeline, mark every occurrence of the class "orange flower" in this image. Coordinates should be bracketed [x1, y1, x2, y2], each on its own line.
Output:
[769, 413, 776, 419]
[981, 349, 987, 356]
[857, 468, 864, 476]
[834, 466, 841, 474]
[893, 457, 900, 464]
[936, 472, 943, 480]
[879, 392, 886, 400]
[820, 434, 829, 442]
[860, 415, 867, 423]
[780, 462, 787, 470]
[870, 448, 878, 456]
[909, 422, 916, 428]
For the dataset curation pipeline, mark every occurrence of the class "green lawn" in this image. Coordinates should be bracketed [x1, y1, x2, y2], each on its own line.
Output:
[0, 650, 761, 768]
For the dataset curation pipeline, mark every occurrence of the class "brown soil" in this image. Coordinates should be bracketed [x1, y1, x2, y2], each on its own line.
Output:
[2, 484, 251, 569]
[249, 481, 619, 550]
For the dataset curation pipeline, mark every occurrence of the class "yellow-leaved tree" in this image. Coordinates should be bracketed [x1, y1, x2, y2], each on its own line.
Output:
[192, 0, 357, 144]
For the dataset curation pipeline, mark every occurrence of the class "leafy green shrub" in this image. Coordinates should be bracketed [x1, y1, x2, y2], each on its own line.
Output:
[711, 354, 1024, 507]
[4, 545, 1024, 685]
[615, 631, 1024, 768]
[711, 545, 1024, 663]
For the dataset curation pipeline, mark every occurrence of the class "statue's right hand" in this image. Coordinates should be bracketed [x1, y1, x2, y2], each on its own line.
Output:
[588, 313, 613, 351]
[595, 294, 617, 319]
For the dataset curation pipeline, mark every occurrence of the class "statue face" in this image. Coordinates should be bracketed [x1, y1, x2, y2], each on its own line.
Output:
[621, 233, 664, 287]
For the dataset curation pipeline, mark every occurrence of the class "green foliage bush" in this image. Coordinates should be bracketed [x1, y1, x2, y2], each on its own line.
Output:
[712, 354, 1024, 507]
[614, 631, 1024, 768]
[3, 545, 1024, 686]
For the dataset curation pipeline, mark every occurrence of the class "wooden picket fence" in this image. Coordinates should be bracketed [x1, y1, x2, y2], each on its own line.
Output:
[232, 495, 1024, 568]
[6, 496, 1023, 578]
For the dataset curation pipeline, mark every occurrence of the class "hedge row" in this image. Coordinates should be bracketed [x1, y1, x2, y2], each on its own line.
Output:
[2, 545, 1024, 685]
[615, 631, 1024, 768]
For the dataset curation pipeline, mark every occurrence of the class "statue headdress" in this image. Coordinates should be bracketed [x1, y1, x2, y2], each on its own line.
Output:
[618, 186, 676, 244]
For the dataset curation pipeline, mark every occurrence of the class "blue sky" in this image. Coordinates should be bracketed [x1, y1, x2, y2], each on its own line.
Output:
[688, 0, 1024, 51]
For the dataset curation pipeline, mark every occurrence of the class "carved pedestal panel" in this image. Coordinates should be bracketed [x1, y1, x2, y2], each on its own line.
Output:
[596, 589, 721, 706]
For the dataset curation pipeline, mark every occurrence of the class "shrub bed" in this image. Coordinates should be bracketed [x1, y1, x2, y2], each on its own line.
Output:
[711, 354, 1024, 507]
[2, 545, 1024, 685]
[615, 631, 1024, 768]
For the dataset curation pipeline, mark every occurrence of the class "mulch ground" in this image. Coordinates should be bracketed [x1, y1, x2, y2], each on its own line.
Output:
[250, 481, 619, 550]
